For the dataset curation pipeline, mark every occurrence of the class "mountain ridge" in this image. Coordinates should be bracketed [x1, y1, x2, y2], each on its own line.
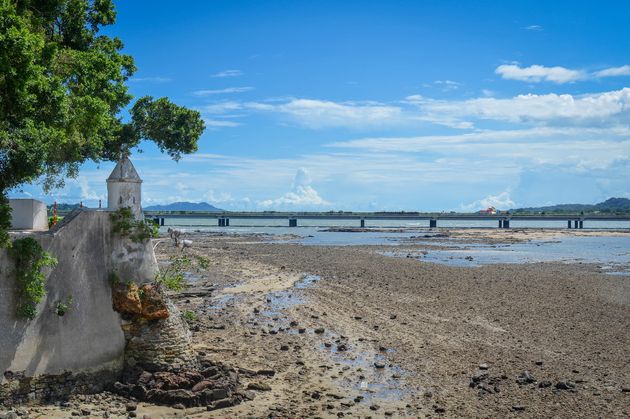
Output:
[143, 201, 223, 212]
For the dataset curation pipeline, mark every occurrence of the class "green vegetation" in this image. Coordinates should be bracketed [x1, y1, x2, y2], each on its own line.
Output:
[182, 310, 197, 322]
[0, 195, 11, 248]
[110, 207, 158, 242]
[512, 198, 630, 215]
[48, 215, 59, 228]
[0, 0, 205, 248]
[155, 254, 210, 292]
[9, 237, 57, 319]
[54, 296, 73, 316]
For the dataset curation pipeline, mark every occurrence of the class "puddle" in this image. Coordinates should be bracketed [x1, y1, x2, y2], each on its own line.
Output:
[259, 274, 321, 319]
[208, 294, 234, 311]
[256, 273, 414, 402]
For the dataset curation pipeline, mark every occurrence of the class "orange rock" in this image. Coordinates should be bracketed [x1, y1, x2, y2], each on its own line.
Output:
[112, 282, 142, 315]
[139, 284, 170, 320]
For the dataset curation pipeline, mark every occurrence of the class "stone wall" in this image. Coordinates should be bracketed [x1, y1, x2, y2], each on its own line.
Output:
[0, 209, 159, 404]
[122, 299, 199, 372]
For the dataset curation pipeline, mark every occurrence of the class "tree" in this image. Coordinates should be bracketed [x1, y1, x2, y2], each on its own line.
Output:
[0, 0, 205, 246]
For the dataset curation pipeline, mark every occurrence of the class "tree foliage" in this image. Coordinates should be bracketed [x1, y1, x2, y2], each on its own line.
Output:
[0, 0, 205, 244]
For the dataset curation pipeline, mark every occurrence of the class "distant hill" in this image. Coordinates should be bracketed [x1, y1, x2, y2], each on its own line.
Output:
[512, 197, 630, 214]
[143, 202, 223, 212]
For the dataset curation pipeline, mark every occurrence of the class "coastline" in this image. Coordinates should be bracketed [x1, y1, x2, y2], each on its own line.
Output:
[151, 230, 629, 417]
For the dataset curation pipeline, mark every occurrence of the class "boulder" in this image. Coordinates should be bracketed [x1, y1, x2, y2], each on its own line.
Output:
[112, 283, 142, 315]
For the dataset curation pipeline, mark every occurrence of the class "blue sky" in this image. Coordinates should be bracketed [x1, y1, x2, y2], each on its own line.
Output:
[12, 0, 630, 211]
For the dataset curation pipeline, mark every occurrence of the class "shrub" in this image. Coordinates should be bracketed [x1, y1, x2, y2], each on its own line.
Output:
[182, 310, 197, 322]
[55, 296, 73, 316]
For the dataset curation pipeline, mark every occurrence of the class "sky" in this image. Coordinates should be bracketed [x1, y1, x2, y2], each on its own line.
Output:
[11, 0, 630, 211]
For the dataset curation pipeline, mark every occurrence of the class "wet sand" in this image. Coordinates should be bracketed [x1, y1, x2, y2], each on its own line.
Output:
[154, 230, 629, 418]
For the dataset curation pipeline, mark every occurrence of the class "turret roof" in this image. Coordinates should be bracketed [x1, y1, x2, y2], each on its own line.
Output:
[107, 156, 142, 183]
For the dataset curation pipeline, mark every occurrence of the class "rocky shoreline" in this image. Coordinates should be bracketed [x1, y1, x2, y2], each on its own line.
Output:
[2, 229, 629, 418]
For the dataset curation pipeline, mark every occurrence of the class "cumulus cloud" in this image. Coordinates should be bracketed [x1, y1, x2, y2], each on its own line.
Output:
[259, 168, 330, 209]
[192, 87, 254, 96]
[461, 189, 516, 211]
[211, 69, 243, 78]
[406, 88, 630, 127]
[496, 63, 630, 83]
[495, 64, 585, 83]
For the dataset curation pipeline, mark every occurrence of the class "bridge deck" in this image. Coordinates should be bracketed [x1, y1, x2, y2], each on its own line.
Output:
[144, 211, 630, 222]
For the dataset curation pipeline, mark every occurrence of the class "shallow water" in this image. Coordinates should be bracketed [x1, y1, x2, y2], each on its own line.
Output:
[381, 236, 630, 275]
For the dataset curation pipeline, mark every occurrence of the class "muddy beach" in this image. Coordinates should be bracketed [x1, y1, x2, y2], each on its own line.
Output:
[150, 229, 629, 418]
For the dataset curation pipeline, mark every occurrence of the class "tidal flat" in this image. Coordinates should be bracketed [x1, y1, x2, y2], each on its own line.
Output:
[145, 229, 629, 418]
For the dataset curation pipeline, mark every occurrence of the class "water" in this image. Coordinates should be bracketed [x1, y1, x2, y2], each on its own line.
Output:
[162, 219, 630, 274]
[381, 236, 630, 275]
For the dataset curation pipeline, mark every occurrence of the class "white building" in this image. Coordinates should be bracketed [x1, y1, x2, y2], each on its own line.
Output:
[107, 156, 143, 220]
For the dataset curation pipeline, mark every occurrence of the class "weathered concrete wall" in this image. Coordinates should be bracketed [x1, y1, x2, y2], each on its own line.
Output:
[0, 209, 158, 396]
[8, 199, 48, 231]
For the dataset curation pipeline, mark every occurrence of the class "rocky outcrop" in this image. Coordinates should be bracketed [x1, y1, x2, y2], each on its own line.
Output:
[111, 283, 168, 320]
[112, 360, 245, 410]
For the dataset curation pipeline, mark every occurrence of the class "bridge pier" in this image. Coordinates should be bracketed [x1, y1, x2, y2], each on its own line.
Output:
[429, 219, 437, 228]
[289, 218, 298, 227]
[218, 217, 229, 227]
[567, 220, 572, 229]
[579, 220, 583, 229]
[498, 219, 503, 228]
[360, 219, 365, 228]
[503, 219, 510, 228]
[574, 220, 579, 229]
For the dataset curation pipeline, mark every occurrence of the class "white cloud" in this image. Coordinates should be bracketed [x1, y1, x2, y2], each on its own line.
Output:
[192, 87, 254, 96]
[407, 88, 630, 127]
[523, 25, 544, 31]
[495, 64, 585, 83]
[246, 98, 405, 129]
[461, 189, 516, 211]
[203, 118, 241, 128]
[129, 76, 172, 83]
[594, 65, 630, 78]
[496, 63, 630, 83]
[211, 69, 243, 78]
[258, 168, 331, 209]
[434, 80, 461, 91]
[199, 101, 243, 114]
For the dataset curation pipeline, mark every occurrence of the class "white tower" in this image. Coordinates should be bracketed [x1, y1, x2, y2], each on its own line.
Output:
[107, 156, 143, 220]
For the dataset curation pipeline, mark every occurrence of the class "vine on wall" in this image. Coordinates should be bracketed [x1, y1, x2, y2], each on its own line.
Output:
[9, 237, 58, 319]
[0, 194, 12, 248]
[109, 207, 158, 243]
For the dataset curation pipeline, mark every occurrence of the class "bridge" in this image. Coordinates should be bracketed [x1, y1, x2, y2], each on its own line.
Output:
[144, 211, 630, 229]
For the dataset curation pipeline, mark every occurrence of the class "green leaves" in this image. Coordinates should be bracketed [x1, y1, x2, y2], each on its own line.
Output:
[131, 96, 205, 161]
[0, 0, 205, 244]
[9, 236, 58, 319]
